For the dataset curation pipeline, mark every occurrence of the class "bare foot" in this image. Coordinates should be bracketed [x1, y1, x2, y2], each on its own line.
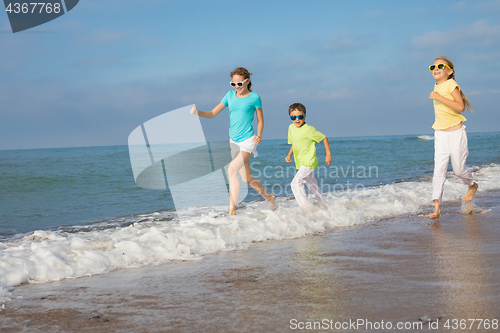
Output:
[266, 194, 276, 211]
[462, 183, 478, 202]
[429, 200, 440, 222]
[429, 211, 440, 221]
[228, 207, 236, 215]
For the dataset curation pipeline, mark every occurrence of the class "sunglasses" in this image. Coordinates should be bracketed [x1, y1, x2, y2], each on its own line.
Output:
[290, 115, 305, 121]
[230, 78, 248, 87]
[429, 63, 451, 71]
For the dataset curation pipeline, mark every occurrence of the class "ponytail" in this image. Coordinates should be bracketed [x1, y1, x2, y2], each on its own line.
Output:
[436, 56, 473, 112]
[460, 90, 473, 112]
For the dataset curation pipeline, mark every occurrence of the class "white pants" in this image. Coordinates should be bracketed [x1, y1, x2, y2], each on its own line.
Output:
[432, 126, 477, 203]
[291, 166, 326, 207]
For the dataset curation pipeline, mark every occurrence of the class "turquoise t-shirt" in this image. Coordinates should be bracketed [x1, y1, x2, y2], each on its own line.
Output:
[288, 123, 326, 169]
[221, 91, 262, 143]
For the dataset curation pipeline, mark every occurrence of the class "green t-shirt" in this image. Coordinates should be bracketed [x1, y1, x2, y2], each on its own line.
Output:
[288, 123, 326, 169]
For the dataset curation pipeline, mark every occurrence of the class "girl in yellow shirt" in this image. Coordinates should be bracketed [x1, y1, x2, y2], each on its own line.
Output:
[428, 57, 478, 221]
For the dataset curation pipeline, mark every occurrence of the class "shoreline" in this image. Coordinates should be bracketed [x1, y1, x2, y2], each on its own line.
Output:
[1, 190, 499, 332]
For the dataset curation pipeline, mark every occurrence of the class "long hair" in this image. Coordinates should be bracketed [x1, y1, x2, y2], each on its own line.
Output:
[230, 67, 252, 91]
[435, 56, 473, 112]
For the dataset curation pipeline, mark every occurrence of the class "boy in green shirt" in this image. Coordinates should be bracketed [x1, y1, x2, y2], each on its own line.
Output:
[285, 103, 331, 208]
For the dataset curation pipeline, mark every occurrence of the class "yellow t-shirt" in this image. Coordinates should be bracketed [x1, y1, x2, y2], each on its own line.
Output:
[432, 79, 467, 130]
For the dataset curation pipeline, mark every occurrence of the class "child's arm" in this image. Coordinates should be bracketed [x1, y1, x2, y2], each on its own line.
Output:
[254, 107, 264, 144]
[429, 87, 465, 113]
[323, 137, 331, 166]
[190, 103, 225, 119]
[285, 146, 293, 163]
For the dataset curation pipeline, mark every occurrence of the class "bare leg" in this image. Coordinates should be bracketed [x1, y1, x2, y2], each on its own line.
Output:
[227, 151, 276, 215]
[238, 151, 276, 210]
[429, 199, 441, 221]
[227, 152, 243, 215]
[462, 182, 478, 202]
[241, 173, 276, 210]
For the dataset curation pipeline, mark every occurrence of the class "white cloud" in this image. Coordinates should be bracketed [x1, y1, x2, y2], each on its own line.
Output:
[73, 29, 127, 45]
[136, 35, 167, 46]
[461, 52, 500, 61]
[452, 1, 467, 10]
[50, 19, 85, 31]
[413, 20, 500, 48]
[320, 33, 366, 52]
[0, 37, 34, 70]
[364, 10, 383, 17]
[284, 88, 356, 101]
[478, 0, 500, 10]
[74, 54, 121, 67]
[469, 89, 500, 96]
[275, 58, 302, 68]
[2, 21, 11, 31]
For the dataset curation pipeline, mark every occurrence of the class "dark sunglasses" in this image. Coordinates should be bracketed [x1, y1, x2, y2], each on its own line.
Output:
[290, 115, 305, 121]
[429, 63, 451, 71]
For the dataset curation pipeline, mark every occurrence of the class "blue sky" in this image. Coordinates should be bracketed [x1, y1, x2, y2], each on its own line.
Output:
[1, 0, 499, 150]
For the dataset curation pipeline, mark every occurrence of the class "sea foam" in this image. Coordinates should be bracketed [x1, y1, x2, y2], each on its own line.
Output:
[0, 163, 499, 308]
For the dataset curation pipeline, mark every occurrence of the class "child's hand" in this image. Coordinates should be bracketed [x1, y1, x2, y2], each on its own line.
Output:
[254, 135, 261, 144]
[285, 156, 292, 163]
[325, 155, 331, 166]
[190, 106, 199, 115]
[429, 92, 441, 100]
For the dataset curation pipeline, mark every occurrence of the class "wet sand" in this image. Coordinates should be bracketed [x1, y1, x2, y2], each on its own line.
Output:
[1, 190, 499, 332]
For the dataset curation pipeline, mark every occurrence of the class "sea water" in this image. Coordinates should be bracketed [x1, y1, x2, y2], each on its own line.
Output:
[0, 132, 499, 304]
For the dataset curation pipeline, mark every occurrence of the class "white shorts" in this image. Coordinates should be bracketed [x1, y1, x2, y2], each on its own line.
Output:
[230, 135, 258, 158]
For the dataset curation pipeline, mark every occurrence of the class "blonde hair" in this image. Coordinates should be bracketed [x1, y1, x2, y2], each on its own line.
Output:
[435, 56, 473, 112]
[230, 67, 252, 91]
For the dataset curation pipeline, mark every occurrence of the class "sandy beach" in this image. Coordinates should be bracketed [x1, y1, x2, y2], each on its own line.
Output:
[1, 190, 499, 333]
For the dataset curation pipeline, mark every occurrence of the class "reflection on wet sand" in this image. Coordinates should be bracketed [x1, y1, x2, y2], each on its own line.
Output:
[289, 236, 345, 323]
[429, 211, 497, 320]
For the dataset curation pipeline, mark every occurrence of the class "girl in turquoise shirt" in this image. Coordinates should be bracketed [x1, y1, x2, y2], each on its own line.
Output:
[191, 67, 276, 215]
